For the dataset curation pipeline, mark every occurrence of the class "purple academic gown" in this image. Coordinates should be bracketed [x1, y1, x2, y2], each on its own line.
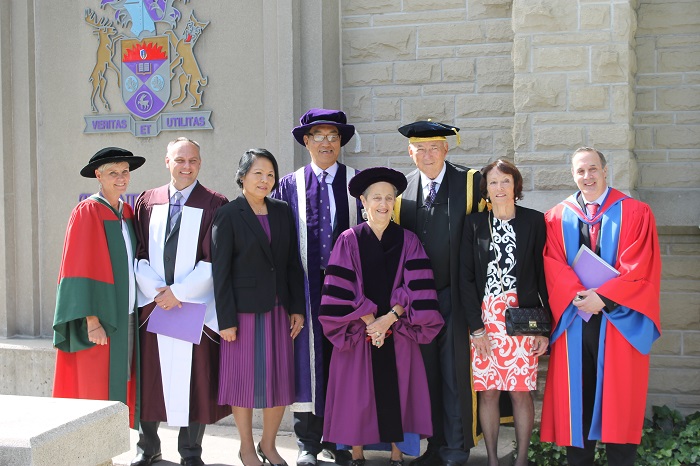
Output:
[319, 223, 444, 449]
[271, 164, 359, 415]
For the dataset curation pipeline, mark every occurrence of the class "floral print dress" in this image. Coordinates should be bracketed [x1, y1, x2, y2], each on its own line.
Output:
[471, 217, 538, 391]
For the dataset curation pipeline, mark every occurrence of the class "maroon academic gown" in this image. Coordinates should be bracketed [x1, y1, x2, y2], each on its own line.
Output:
[134, 182, 229, 424]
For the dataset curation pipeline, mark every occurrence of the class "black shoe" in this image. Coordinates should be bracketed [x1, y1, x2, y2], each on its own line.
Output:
[258, 443, 289, 466]
[180, 457, 205, 466]
[297, 451, 318, 466]
[442, 461, 462, 466]
[389, 459, 404, 466]
[349, 459, 365, 466]
[130, 453, 162, 466]
[409, 449, 441, 466]
[321, 449, 352, 466]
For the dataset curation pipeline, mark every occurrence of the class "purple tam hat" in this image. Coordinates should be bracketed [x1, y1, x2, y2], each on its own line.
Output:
[292, 108, 356, 147]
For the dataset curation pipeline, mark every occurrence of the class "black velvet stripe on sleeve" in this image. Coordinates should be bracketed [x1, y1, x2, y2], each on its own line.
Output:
[408, 278, 436, 291]
[325, 264, 356, 282]
[320, 303, 355, 316]
[405, 258, 432, 271]
[322, 284, 355, 301]
[412, 299, 439, 311]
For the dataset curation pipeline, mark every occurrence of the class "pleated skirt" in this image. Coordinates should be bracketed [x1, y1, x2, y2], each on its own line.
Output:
[218, 300, 295, 408]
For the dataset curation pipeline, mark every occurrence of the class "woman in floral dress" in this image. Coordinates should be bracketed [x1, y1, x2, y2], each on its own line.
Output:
[459, 159, 550, 466]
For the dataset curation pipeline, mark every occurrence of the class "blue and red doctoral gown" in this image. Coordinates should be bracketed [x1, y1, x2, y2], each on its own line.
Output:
[540, 188, 661, 446]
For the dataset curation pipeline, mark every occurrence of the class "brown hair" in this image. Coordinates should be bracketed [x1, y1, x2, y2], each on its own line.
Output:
[480, 159, 524, 201]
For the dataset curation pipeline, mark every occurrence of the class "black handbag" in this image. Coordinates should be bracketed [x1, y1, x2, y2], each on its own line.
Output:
[505, 307, 551, 336]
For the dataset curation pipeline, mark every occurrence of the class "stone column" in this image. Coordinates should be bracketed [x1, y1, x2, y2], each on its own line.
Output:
[512, 0, 638, 209]
[0, 0, 41, 337]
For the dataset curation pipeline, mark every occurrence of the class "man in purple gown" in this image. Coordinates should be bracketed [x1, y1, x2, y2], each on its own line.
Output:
[271, 108, 361, 466]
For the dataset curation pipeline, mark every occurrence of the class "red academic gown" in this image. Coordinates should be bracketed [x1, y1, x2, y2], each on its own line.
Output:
[53, 195, 140, 428]
[540, 188, 661, 446]
[134, 182, 229, 425]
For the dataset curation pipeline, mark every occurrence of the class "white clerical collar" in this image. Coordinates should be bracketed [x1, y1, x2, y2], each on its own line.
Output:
[420, 162, 447, 189]
[169, 180, 198, 203]
[581, 187, 609, 207]
[310, 161, 338, 180]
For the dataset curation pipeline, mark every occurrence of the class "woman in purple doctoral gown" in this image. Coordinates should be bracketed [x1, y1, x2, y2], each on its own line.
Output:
[319, 167, 444, 466]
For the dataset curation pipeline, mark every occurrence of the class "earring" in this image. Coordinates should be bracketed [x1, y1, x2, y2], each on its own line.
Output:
[361, 209, 368, 221]
[391, 211, 396, 222]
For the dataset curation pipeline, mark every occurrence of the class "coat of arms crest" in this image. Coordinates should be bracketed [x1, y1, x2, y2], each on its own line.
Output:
[83, 1, 212, 137]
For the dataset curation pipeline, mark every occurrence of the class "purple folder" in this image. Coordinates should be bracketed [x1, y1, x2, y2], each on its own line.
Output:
[571, 245, 620, 321]
[146, 302, 206, 344]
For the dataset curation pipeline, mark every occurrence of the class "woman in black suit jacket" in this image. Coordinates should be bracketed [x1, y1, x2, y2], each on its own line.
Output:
[212, 149, 304, 466]
[458, 159, 549, 466]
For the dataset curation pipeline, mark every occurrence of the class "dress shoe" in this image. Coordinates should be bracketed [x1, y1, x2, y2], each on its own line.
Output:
[130, 453, 162, 466]
[180, 457, 205, 466]
[349, 459, 365, 466]
[258, 442, 289, 466]
[409, 449, 441, 466]
[297, 451, 318, 466]
[389, 459, 404, 466]
[442, 461, 463, 466]
[321, 449, 352, 466]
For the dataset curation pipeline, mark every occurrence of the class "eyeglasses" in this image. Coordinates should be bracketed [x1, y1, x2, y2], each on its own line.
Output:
[306, 133, 340, 143]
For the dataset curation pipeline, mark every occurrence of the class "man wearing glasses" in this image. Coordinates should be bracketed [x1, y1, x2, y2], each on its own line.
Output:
[272, 108, 361, 466]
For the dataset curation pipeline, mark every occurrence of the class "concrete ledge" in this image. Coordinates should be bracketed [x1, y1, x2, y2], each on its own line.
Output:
[0, 338, 55, 397]
[0, 395, 130, 466]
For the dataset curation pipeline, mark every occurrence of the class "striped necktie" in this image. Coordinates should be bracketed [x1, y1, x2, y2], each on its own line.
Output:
[169, 191, 183, 233]
[425, 181, 437, 209]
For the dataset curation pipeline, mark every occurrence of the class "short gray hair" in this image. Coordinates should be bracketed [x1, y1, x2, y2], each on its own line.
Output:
[167, 137, 200, 152]
[571, 147, 607, 168]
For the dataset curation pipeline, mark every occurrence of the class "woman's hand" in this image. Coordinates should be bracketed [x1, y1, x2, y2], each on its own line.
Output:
[471, 329, 493, 359]
[531, 336, 549, 357]
[220, 327, 238, 342]
[87, 316, 108, 346]
[289, 314, 305, 340]
[366, 314, 394, 348]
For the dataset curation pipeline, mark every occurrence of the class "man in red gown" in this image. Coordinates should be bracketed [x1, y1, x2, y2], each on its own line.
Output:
[540, 147, 661, 466]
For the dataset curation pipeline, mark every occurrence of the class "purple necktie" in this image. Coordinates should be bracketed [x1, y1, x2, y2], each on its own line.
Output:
[425, 181, 437, 209]
[319, 171, 332, 268]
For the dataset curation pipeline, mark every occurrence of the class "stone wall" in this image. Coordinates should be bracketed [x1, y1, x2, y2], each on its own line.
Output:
[634, 0, 700, 414]
[340, 0, 514, 173]
[635, 0, 700, 228]
[649, 228, 700, 415]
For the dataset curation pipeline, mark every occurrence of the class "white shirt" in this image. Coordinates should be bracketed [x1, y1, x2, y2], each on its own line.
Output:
[169, 180, 198, 204]
[311, 161, 338, 225]
[419, 163, 447, 202]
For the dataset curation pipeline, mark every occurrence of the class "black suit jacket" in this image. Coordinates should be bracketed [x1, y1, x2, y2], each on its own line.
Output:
[212, 195, 305, 330]
[459, 205, 550, 331]
[395, 160, 485, 449]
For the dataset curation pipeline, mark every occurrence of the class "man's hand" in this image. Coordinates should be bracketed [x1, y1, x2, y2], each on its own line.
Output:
[573, 289, 605, 314]
[155, 286, 182, 310]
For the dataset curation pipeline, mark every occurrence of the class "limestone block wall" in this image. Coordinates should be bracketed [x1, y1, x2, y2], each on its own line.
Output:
[511, 0, 638, 211]
[649, 228, 700, 415]
[635, 0, 700, 415]
[634, 0, 700, 228]
[340, 0, 514, 172]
